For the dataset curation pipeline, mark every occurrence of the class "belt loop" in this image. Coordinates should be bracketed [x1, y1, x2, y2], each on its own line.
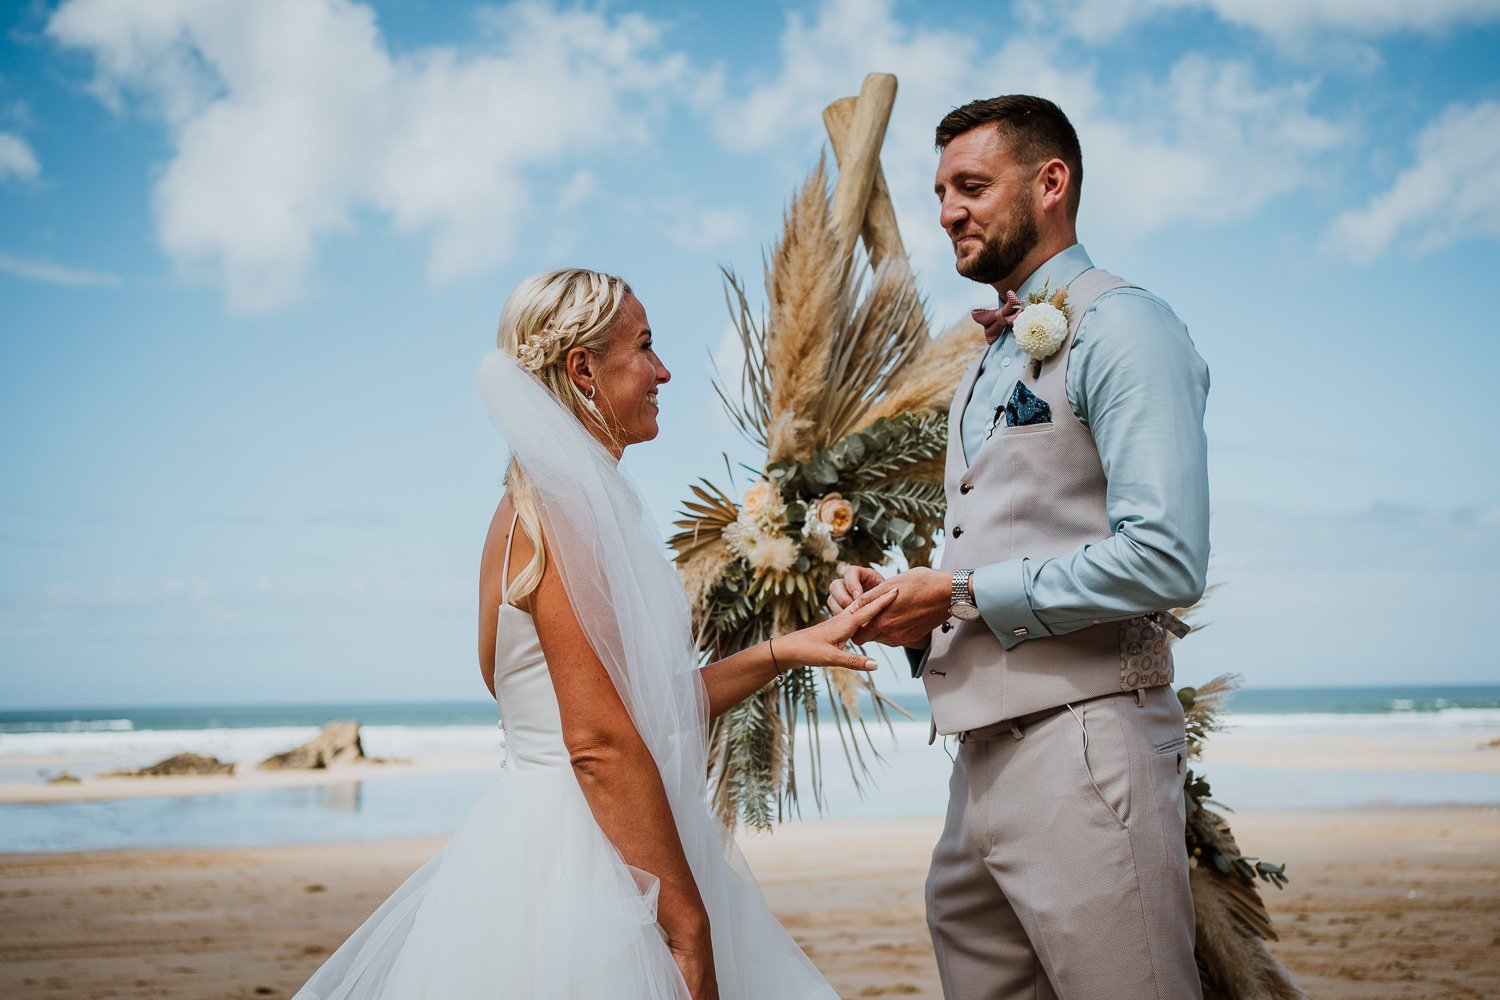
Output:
[1134, 687, 1146, 708]
[957, 730, 968, 744]
[1010, 723, 1024, 740]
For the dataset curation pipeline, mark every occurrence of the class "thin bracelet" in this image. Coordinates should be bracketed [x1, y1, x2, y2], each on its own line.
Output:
[768, 637, 783, 674]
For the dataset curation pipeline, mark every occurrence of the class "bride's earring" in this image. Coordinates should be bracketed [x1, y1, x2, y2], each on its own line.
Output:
[584, 383, 601, 415]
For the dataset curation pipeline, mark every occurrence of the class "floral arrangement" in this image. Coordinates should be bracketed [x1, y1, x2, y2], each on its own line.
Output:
[1177, 670, 1304, 999]
[670, 156, 980, 830]
[719, 480, 858, 574]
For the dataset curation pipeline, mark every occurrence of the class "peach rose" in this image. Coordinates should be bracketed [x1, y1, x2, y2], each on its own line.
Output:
[816, 493, 854, 537]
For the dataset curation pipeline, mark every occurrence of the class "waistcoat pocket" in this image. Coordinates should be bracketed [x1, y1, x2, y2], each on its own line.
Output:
[995, 422, 1056, 437]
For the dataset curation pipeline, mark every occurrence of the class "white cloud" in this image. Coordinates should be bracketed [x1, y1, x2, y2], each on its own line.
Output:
[664, 205, 750, 253]
[706, 0, 1344, 320]
[0, 130, 39, 181]
[46, 0, 690, 312]
[0, 251, 121, 287]
[1028, 0, 1500, 46]
[1079, 56, 1346, 233]
[706, 0, 971, 155]
[1324, 100, 1500, 263]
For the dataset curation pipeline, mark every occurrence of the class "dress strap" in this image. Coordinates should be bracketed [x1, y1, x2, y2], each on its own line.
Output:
[501, 511, 521, 606]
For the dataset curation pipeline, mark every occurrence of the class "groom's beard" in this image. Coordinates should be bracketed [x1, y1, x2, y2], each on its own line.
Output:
[955, 196, 1039, 286]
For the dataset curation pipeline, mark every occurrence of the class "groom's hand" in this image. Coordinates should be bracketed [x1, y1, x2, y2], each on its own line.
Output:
[829, 566, 950, 648]
[850, 568, 951, 647]
[827, 565, 885, 616]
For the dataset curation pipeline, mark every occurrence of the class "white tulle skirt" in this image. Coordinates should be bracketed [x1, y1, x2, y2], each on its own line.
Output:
[293, 766, 838, 999]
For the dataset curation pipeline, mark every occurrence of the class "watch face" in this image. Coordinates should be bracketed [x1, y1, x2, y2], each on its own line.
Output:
[949, 603, 983, 622]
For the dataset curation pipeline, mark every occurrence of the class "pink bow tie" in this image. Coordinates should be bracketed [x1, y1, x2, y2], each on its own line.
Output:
[972, 290, 1023, 345]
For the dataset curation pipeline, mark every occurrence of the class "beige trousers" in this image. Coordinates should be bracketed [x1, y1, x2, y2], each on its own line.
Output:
[925, 687, 1201, 1000]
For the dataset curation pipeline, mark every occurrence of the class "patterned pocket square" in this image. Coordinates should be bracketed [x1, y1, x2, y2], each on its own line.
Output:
[1001, 380, 1052, 428]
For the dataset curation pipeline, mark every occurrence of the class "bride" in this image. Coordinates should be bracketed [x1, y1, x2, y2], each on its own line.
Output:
[293, 268, 897, 1000]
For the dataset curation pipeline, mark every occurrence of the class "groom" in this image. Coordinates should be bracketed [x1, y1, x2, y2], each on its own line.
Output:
[829, 96, 1209, 999]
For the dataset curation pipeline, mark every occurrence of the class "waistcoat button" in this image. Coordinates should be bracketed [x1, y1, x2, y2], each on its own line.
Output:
[952, 526, 964, 538]
[940, 622, 953, 633]
[959, 483, 973, 494]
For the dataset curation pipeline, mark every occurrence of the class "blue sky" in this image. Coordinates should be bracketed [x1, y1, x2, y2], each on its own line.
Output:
[2, 0, 1498, 708]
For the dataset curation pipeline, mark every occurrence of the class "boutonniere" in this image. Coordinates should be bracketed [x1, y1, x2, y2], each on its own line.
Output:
[1014, 283, 1071, 378]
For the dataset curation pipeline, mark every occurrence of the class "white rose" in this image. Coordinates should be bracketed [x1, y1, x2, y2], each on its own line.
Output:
[1013, 303, 1068, 361]
[801, 508, 839, 563]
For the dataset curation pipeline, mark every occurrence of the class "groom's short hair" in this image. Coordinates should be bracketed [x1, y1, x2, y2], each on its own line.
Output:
[935, 96, 1083, 217]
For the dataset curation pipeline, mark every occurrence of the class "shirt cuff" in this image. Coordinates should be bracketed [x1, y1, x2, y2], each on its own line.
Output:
[972, 558, 1050, 650]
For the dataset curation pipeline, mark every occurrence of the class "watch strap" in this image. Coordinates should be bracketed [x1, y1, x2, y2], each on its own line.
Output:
[951, 568, 975, 609]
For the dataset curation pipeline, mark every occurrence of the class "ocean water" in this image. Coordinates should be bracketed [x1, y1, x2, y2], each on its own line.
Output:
[2, 685, 1497, 852]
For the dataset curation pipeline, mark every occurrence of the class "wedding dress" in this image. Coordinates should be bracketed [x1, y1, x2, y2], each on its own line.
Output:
[292, 353, 838, 1000]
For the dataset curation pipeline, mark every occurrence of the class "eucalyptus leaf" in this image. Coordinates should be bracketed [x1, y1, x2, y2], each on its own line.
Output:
[805, 456, 839, 486]
[842, 435, 868, 465]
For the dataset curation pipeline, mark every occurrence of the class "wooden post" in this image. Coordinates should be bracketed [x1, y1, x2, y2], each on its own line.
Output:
[823, 96, 907, 270]
[827, 72, 898, 265]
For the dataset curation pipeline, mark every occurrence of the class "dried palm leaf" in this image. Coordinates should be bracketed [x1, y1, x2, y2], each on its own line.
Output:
[814, 257, 928, 445]
[1192, 864, 1308, 1000]
[860, 314, 985, 428]
[668, 477, 740, 561]
[767, 702, 789, 802]
[1182, 671, 1239, 758]
[823, 664, 862, 717]
[1192, 806, 1279, 941]
[765, 156, 846, 463]
[678, 538, 734, 612]
[713, 273, 772, 451]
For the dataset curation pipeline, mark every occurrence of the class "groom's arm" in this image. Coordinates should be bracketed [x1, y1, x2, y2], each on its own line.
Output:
[971, 289, 1210, 649]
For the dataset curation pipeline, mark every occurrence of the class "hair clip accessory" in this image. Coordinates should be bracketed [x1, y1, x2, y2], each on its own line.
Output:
[515, 325, 566, 372]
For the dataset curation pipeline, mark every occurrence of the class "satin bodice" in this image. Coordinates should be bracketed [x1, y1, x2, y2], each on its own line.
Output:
[493, 603, 569, 770]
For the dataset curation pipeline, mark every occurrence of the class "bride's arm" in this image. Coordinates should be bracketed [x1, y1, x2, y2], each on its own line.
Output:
[521, 531, 719, 1000]
[698, 590, 897, 720]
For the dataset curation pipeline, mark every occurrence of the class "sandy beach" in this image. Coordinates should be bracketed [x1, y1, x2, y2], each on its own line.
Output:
[1, 805, 1496, 1000]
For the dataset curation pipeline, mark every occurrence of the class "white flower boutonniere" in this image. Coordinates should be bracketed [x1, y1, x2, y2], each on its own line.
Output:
[1014, 284, 1072, 378]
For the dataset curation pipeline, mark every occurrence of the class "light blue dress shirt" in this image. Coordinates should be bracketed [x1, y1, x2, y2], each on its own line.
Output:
[961, 245, 1211, 650]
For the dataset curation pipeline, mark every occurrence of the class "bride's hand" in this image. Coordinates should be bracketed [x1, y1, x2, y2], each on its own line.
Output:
[771, 588, 899, 672]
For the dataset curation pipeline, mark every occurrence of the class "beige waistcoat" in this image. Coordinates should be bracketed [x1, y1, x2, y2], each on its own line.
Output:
[923, 268, 1175, 735]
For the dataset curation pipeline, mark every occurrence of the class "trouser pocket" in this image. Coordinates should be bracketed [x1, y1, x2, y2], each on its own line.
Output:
[1153, 735, 1187, 755]
[1070, 699, 1131, 829]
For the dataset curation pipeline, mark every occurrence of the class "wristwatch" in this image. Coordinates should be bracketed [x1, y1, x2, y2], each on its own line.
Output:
[949, 569, 982, 622]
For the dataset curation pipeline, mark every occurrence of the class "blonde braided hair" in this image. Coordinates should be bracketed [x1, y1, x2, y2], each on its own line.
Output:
[496, 268, 632, 602]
